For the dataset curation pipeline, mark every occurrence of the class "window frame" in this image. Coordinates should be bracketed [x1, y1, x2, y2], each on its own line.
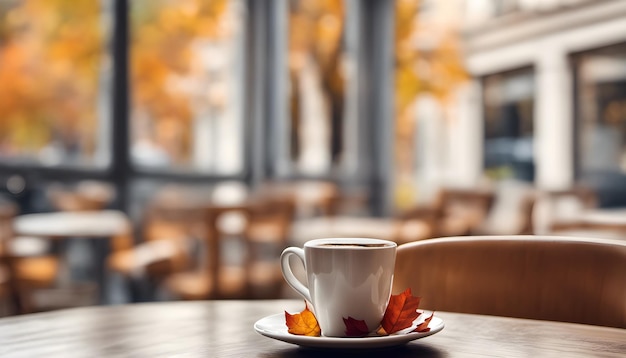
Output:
[0, 0, 396, 216]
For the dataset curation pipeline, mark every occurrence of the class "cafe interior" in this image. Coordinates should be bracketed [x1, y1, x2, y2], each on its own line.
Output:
[0, 0, 625, 349]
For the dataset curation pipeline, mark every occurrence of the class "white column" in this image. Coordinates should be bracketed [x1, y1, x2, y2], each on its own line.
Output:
[445, 80, 483, 188]
[414, 94, 443, 203]
[534, 46, 573, 190]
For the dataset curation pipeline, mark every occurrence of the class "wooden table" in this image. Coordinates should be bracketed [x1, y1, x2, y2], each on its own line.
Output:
[13, 210, 131, 303]
[0, 300, 624, 357]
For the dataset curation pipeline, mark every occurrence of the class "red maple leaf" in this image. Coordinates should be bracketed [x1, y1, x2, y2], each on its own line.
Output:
[413, 311, 434, 333]
[343, 316, 370, 337]
[380, 288, 422, 334]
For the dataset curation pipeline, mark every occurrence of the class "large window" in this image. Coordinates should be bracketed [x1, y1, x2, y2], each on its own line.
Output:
[0, 0, 109, 168]
[483, 67, 535, 182]
[130, 0, 245, 174]
[573, 42, 626, 206]
[286, 0, 348, 176]
[393, 0, 467, 208]
[574, 43, 626, 175]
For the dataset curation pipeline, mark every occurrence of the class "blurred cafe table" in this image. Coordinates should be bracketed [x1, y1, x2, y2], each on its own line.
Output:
[578, 208, 626, 230]
[12, 210, 132, 303]
[552, 208, 626, 242]
[0, 300, 624, 357]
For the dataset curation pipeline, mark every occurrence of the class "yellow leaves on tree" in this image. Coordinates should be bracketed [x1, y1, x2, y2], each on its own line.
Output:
[131, 0, 230, 161]
[0, 0, 102, 151]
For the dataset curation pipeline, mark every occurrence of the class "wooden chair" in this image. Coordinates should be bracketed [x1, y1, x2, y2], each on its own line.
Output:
[107, 193, 197, 301]
[393, 205, 438, 244]
[534, 186, 598, 234]
[393, 187, 495, 243]
[162, 192, 297, 300]
[245, 194, 296, 298]
[47, 180, 115, 212]
[0, 200, 18, 315]
[393, 235, 626, 328]
[437, 187, 495, 236]
[0, 199, 59, 314]
[163, 205, 250, 300]
[472, 181, 536, 236]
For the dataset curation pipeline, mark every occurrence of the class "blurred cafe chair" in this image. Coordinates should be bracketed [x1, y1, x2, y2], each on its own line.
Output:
[162, 205, 250, 300]
[536, 186, 626, 241]
[534, 186, 598, 234]
[437, 187, 495, 236]
[471, 181, 536, 236]
[162, 192, 296, 300]
[109, 182, 252, 301]
[393, 205, 438, 244]
[0, 201, 17, 315]
[393, 186, 495, 243]
[393, 235, 626, 328]
[107, 189, 199, 301]
[244, 194, 296, 298]
[47, 180, 115, 212]
[261, 180, 338, 218]
[0, 199, 59, 314]
[0, 263, 12, 316]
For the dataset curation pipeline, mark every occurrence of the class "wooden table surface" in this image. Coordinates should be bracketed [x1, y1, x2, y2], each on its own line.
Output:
[1, 300, 624, 357]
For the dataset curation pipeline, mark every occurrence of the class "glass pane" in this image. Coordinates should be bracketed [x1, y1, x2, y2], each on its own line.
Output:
[483, 67, 535, 182]
[130, 0, 245, 174]
[287, 0, 347, 175]
[0, 0, 109, 167]
[575, 43, 626, 174]
[393, 0, 467, 208]
[574, 43, 626, 206]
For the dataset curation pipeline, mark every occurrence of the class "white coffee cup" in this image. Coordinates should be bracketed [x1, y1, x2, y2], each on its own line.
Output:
[281, 238, 397, 337]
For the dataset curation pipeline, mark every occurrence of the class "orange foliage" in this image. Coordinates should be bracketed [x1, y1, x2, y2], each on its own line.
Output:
[131, 0, 229, 163]
[380, 288, 422, 334]
[0, 0, 230, 161]
[0, 0, 102, 154]
[285, 303, 321, 337]
[393, 0, 468, 206]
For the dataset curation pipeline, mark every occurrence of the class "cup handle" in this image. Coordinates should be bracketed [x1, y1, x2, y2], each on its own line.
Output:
[280, 247, 312, 303]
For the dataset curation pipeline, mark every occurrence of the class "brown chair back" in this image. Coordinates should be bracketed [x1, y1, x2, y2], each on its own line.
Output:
[0, 200, 21, 314]
[393, 235, 626, 328]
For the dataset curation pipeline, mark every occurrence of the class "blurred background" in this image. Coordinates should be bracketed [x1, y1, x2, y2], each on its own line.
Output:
[2, 0, 626, 314]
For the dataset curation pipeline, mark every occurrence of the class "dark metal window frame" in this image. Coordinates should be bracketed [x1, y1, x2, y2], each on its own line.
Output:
[0, 0, 396, 216]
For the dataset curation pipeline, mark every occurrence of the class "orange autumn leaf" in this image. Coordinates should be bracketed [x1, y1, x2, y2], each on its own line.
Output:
[285, 303, 321, 337]
[380, 288, 422, 334]
[413, 311, 434, 333]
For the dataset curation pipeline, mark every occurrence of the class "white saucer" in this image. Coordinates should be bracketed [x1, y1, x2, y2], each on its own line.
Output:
[253, 312, 444, 349]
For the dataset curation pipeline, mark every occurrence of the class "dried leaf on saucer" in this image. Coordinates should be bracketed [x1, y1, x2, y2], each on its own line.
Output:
[285, 302, 321, 337]
[380, 288, 422, 335]
[343, 317, 370, 337]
